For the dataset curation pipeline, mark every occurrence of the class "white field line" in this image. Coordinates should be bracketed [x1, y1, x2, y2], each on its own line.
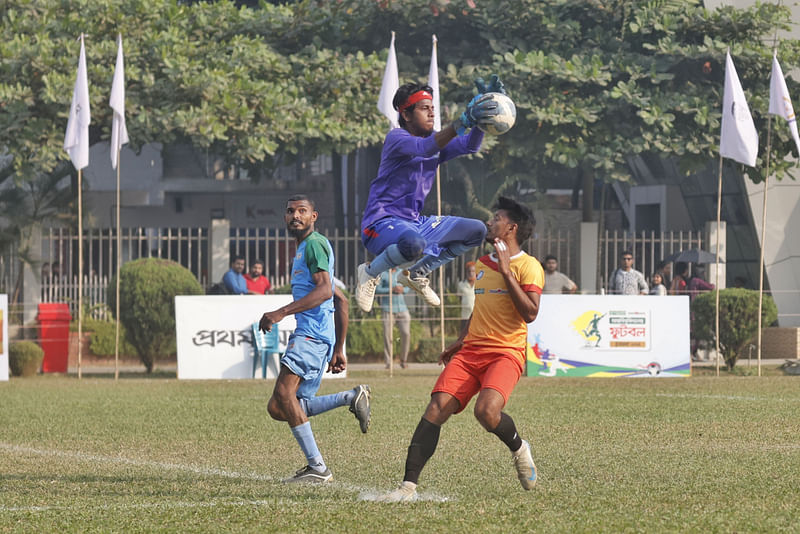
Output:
[0, 443, 450, 511]
[545, 392, 799, 403]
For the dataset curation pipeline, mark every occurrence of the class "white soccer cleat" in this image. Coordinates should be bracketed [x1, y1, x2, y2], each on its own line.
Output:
[376, 481, 418, 503]
[512, 440, 537, 490]
[349, 384, 371, 434]
[397, 270, 440, 307]
[355, 263, 381, 312]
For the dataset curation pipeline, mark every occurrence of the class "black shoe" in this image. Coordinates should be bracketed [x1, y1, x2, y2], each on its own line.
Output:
[282, 465, 333, 484]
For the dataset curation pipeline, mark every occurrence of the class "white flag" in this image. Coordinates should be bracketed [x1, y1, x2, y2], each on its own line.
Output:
[769, 53, 800, 155]
[110, 34, 129, 170]
[720, 50, 758, 167]
[63, 34, 91, 170]
[427, 34, 441, 132]
[377, 32, 399, 129]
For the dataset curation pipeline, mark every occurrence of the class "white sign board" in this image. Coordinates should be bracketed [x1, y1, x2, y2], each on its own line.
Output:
[527, 295, 690, 377]
[0, 294, 7, 381]
[175, 295, 346, 380]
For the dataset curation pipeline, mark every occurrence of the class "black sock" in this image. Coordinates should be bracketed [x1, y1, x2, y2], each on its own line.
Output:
[403, 418, 441, 484]
[490, 412, 523, 452]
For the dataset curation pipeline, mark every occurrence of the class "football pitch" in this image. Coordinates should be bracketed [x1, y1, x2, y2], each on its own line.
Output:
[2, 369, 799, 533]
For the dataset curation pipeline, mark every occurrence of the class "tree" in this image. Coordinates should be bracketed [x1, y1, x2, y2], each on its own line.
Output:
[0, 0, 390, 186]
[297, 0, 800, 219]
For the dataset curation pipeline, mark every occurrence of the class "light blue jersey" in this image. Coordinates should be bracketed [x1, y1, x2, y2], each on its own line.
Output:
[291, 231, 335, 345]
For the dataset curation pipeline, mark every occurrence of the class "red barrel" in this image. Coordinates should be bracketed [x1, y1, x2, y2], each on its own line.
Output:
[38, 303, 72, 373]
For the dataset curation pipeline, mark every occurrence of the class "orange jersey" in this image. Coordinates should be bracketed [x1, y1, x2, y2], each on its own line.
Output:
[463, 252, 544, 353]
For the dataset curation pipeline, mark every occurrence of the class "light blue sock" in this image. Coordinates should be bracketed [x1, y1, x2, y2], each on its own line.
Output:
[409, 244, 471, 277]
[299, 389, 354, 417]
[290, 421, 326, 472]
[366, 244, 408, 277]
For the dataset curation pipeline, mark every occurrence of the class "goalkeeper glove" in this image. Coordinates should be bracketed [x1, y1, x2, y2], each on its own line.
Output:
[475, 74, 506, 95]
[452, 93, 499, 135]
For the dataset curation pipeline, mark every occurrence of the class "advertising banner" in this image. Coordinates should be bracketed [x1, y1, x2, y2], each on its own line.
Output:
[527, 295, 690, 377]
[175, 295, 346, 380]
[1, 294, 7, 381]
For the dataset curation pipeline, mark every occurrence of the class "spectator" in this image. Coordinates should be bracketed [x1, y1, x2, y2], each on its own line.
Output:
[456, 261, 477, 330]
[649, 273, 667, 296]
[655, 260, 672, 289]
[542, 255, 578, 295]
[687, 266, 714, 303]
[51, 261, 62, 282]
[733, 276, 747, 289]
[222, 255, 247, 295]
[607, 250, 648, 295]
[41, 262, 50, 281]
[245, 259, 272, 295]
[670, 262, 689, 295]
[687, 266, 714, 360]
[376, 269, 411, 369]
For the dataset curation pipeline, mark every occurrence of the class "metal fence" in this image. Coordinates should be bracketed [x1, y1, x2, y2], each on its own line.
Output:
[599, 229, 705, 291]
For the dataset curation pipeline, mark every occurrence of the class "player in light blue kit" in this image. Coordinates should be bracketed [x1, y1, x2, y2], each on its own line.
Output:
[355, 76, 507, 312]
[259, 195, 371, 484]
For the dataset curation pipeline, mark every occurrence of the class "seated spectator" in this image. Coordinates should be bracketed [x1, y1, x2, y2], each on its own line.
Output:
[222, 255, 248, 295]
[245, 259, 272, 295]
[649, 273, 667, 296]
[542, 255, 578, 295]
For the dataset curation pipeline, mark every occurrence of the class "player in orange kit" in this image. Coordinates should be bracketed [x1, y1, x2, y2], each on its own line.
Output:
[378, 196, 544, 502]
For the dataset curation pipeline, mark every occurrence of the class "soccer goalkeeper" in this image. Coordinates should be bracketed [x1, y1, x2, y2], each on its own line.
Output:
[355, 76, 505, 312]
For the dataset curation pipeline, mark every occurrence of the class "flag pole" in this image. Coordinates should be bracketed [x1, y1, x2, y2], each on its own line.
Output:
[78, 168, 83, 380]
[428, 34, 446, 352]
[389, 270, 394, 377]
[115, 148, 121, 380]
[757, 119, 772, 378]
[714, 155, 722, 378]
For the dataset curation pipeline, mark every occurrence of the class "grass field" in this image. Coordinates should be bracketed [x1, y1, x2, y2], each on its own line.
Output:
[2, 368, 800, 533]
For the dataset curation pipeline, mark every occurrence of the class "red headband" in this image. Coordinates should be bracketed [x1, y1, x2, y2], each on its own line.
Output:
[398, 90, 433, 112]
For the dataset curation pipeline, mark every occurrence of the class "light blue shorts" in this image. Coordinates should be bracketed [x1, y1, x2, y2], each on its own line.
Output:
[281, 334, 333, 400]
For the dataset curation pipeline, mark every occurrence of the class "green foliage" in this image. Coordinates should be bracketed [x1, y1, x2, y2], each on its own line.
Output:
[692, 288, 778, 370]
[82, 315, 138, 358]
[8, 340, 44, 377]
[108, 258, 204, 372]
[345, 315, 423, 361]
[0, 0, 388, 184]
[415, 336, 458, 363]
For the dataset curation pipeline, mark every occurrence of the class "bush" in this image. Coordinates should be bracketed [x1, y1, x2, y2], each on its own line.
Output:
[345, 315, 423, 361]
[108, 258, 204, 372]
[692, 288, 778, 370]
[83, 315, 138, 358]
[9, 341, 44, 377]
[414, 337, 458, 363]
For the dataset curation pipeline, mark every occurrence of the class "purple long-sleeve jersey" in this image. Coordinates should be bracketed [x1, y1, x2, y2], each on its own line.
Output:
[361, 127, 484, 230]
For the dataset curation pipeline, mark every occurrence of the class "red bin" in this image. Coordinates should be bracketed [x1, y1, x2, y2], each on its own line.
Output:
[38, 303, 72, 373]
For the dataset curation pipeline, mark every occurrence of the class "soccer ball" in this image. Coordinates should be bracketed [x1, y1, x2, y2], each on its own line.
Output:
[477, 92, 516, 136]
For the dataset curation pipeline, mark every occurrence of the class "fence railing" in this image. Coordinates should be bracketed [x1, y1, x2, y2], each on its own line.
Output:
[600, 229, 705, 290]
[2, 225, 704, 318]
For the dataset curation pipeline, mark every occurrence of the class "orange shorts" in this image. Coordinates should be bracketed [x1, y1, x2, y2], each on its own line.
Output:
[431, 344, 524, 414]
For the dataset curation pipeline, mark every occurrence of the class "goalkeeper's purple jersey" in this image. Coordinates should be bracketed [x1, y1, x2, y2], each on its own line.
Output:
[361, 127, 483, 230]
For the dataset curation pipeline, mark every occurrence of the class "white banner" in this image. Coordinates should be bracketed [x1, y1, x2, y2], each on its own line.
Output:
[527, 295, 690, 377]
[1, 294, 7, 381]
[175, 295, 346, 380]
